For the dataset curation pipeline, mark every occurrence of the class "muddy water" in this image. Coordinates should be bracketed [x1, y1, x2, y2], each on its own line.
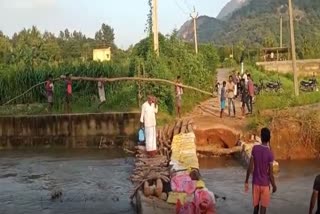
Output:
[0, 149, 135, 214]
[1, 150, 319, 214]
[200, 157, 320, 214]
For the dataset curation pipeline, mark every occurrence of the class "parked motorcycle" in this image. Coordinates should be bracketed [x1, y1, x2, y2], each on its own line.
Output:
[258, 79, 283, 93]
[300, 77, 318, 92]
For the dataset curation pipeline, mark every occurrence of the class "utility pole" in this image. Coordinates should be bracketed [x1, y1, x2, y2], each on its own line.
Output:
[280, 15, 283, 48]
[152, 0, 159, 56]
[190, 7, 198, 54]
[288, 0, 299, 96]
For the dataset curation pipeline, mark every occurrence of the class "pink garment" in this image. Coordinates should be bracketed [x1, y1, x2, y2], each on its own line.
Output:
[176, 200, 196, 214]
[193, 189, 216, 214]
[171, 174, 196, 194]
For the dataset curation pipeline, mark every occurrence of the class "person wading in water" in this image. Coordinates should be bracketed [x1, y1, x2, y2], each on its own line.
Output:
[245, 127, 277, 214]
[140, 95, 158, 158]
[175, 76, 183, 118]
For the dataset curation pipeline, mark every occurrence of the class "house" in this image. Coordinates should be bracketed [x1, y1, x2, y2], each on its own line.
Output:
[93, 48, 111, 62]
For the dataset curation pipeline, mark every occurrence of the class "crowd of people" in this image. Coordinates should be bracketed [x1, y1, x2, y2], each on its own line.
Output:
[137, 74, 320, 214]
[217, 70, 255, 118]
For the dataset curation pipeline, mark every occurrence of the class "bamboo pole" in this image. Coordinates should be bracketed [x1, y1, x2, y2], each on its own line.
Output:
[3, 76, 214, 106]
[3, 78, 60, 106]
[70, 76, 214, 96]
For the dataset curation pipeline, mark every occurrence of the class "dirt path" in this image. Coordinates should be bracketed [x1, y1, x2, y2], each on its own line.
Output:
[186, 69, 248, 149]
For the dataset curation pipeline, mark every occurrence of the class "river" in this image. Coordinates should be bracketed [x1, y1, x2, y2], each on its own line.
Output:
[0, 150, 319, 214]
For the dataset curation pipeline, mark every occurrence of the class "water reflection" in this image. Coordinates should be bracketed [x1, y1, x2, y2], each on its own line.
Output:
[0, 149, 135, 214]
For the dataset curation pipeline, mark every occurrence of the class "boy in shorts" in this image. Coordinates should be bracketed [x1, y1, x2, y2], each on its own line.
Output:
[245, 127, 277, 214]
[220, 81, 226, 118]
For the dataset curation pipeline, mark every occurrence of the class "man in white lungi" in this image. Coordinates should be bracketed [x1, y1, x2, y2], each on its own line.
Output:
[140, 95, 158, 158]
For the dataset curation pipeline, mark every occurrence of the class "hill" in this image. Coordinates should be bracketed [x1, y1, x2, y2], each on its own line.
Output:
[177, 16, 226, 43]
[178, 0, 320, 59]
[217, 0, 247, 20]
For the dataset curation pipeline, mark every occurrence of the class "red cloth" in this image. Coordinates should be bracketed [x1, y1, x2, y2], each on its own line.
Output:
[66, 80, 72, 94]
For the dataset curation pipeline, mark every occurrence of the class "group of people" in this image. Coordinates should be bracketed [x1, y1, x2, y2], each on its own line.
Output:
[45, 74, 107, 113]
[137, 74, 320, 214]
[218, 71, 255, 118]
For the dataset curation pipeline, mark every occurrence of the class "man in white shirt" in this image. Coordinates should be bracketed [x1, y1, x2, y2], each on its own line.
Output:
[175, 76, 183, 118]
[98, 75, 106, 110]
[140, 95, 158, 158]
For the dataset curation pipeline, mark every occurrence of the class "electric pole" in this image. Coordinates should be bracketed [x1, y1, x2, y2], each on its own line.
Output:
[152, 0, 159, 56]
[280, 15, 283, 48]
[190, 7, 198, 54]
[288, 0, 299, 96]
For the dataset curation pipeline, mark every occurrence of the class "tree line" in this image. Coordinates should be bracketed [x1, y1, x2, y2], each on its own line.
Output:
[0, 23, 116, 67]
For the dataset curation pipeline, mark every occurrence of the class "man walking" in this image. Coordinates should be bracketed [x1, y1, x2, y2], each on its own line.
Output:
[175, 76, 183, 118]
[226, 75, 236, 117]
[140, 95, 158, 158]
[247, 74, 254, 114]
[245, 127, 277, 214]
[309, 174, 320, 214]
[98, 74, 106, 110]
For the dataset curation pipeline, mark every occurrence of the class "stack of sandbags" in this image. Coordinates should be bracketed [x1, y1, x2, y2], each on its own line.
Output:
[170, 132, 199, 171]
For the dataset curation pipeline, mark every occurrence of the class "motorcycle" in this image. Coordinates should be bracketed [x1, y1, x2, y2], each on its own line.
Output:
[300, 77, 318, 92]
[258, 79, 283, 93]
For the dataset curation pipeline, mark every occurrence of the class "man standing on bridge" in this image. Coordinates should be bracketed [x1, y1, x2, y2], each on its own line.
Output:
[140, 95, 158, 158]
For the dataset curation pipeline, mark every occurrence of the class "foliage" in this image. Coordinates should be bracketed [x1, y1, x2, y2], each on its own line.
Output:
[129, 33, 219, 115]
[0, 24, 116, 66]
[245, 65, 320, 112]
[0, 23, 219, 116]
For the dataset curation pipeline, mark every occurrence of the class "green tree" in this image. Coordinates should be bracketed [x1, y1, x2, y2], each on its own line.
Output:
[95, 23, 115, 49]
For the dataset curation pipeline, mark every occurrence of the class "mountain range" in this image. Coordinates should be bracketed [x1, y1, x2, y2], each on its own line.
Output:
[178, 0, 320, 56]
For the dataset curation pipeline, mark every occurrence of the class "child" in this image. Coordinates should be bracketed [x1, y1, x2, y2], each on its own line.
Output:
[220, 81, 226, 118]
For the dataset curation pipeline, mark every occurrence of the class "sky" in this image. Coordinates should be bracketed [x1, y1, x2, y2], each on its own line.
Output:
[0, 0, 230, 49]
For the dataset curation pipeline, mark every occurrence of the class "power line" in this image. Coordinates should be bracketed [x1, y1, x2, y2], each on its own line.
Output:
[174, 0, 189, 16]
[183, 0, 193, 11]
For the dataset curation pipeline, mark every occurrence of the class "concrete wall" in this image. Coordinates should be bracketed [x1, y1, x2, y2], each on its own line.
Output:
[0, 112, 140, 149]
[256, 59, 320, 76]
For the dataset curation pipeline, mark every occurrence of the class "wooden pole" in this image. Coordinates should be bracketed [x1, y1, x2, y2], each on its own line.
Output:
[70, 76, 213, 96]
[190, 7, 198, 54]
[280, 15, 283, 48]
[288, 0, 299, 96]
[152, 0, 159, 56]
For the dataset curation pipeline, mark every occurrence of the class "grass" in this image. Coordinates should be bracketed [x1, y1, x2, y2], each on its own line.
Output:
[244, 64, 320, 131]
